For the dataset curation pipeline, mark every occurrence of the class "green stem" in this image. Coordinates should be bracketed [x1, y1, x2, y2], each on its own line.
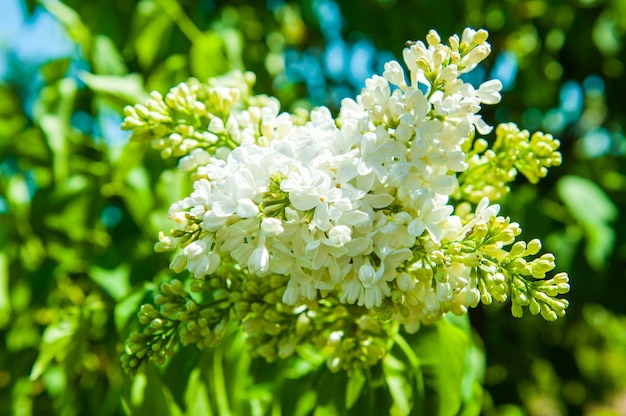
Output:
[156, 0, 204, 43]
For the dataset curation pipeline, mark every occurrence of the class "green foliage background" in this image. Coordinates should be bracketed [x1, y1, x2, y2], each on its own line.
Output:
[0, 0, 625, 414]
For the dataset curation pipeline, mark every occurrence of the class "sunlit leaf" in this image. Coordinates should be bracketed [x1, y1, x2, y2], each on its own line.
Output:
[90, 264, 131, 301]
[49, 174, 90, 203]
[42, 365, 65, 398]
[592, 10, 621, 56]
[122, 167, 155, 230]
[185, 368, 213, 415]
[33, 77, 77, 183]
[6, 176, 31, 207]
[132, 2, 174, 70]
[190, 31, 229, 80]
[123, 364, 177, 416]
[93, 35, 128, 76]
[408, 319, 469, 416]
[384, 356, 412, 416]
[557, 175, 618, 268]
[583, 222, 615, 270]
[79, 72, 148, 108]
[557, 175, 617, 224]
[345, 367, 366, 409]
[30, 313, 79, 380]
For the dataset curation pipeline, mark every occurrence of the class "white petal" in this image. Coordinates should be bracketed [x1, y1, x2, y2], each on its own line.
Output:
[236, 198, 259, 218]
[408, 218, 425, 237]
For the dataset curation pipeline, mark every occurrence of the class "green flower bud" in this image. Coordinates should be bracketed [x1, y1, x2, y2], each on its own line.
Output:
[529, 298, 540, 315]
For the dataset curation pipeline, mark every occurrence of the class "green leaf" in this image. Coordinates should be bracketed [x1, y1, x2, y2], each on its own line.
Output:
[345, 367, 366, 409]
[190, 31, 229, 80]
[442, 314, 485, 411]
[122, 364, 177, 416]
[408, 319, 469, 416]
[39, 58, 72, 84]
[79, 72, 148, 108]
[185, 368, 213, 415]
[557, 175, 618, 268]
[93, 35, 128, 76]
[33, 77, 77, 183]
[384, 356, 413, 416]
[114, 284, 149, 332]
[592, 10, 621, 56]
[583, 222, 615, 270]
[132, 2, 174, 70]
[315, 367, 347, 414]
[30, 312, 79, 380]
[6, 176, 31, 207]
[89, 264, 131, 301]
[557, 175, 618, 224]
[123, 167, 155, 230]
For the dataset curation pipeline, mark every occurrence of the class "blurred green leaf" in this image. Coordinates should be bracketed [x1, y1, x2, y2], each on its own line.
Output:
[315, 368, 346, 415]
[557, 175, 618, 268]
[33, 77, 77, 183]
[345, 367, 366, 409]
[217, 26, 244, 70]
[90, 264, 131, 301]
[557, 176, 618, 224]
[133, 3, 174, 70]
[114, 284, 149, 332]
[42, 365, 66, 398]
[122, 167, 155, 230]
[93, 35, 128, 76]
[185, 367, 213, 415]
[6, 175, 31, 207]
[190, 31, 229, 80]
[0, 86, 27, 141]
[39, 58, 72, 84]
[79, 72, 148, 108]
[30, 312, 79, 380]
[593, 10, 621, 56]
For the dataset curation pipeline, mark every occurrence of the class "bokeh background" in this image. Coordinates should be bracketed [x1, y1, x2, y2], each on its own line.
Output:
[1, 0, 625, 414]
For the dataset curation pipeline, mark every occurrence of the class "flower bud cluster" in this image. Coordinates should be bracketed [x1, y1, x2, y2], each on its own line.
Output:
[121, 279, 231, 374]
[121, 70, 282, 160]
[123, 264, 396, 374]
[457, 122, 563, 203]
[122, 27, 570, 374]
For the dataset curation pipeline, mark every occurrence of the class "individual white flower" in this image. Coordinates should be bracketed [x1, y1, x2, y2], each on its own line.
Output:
[476, 79, 503, 105]
[325, 225, 352, 247]
[178, 148, 212, 171]
[382, 60, 407, 89]
[183, 237, 221, 277]
[261, 217, 284, 236]
[406, 190, 454, 244]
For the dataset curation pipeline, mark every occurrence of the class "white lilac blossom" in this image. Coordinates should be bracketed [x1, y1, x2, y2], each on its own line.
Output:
[122, 28, 569, 375]
[154, 29, 505, 314]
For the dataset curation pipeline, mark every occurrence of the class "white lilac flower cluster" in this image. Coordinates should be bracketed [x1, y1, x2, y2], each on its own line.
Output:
[122, 28, 569, 373]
